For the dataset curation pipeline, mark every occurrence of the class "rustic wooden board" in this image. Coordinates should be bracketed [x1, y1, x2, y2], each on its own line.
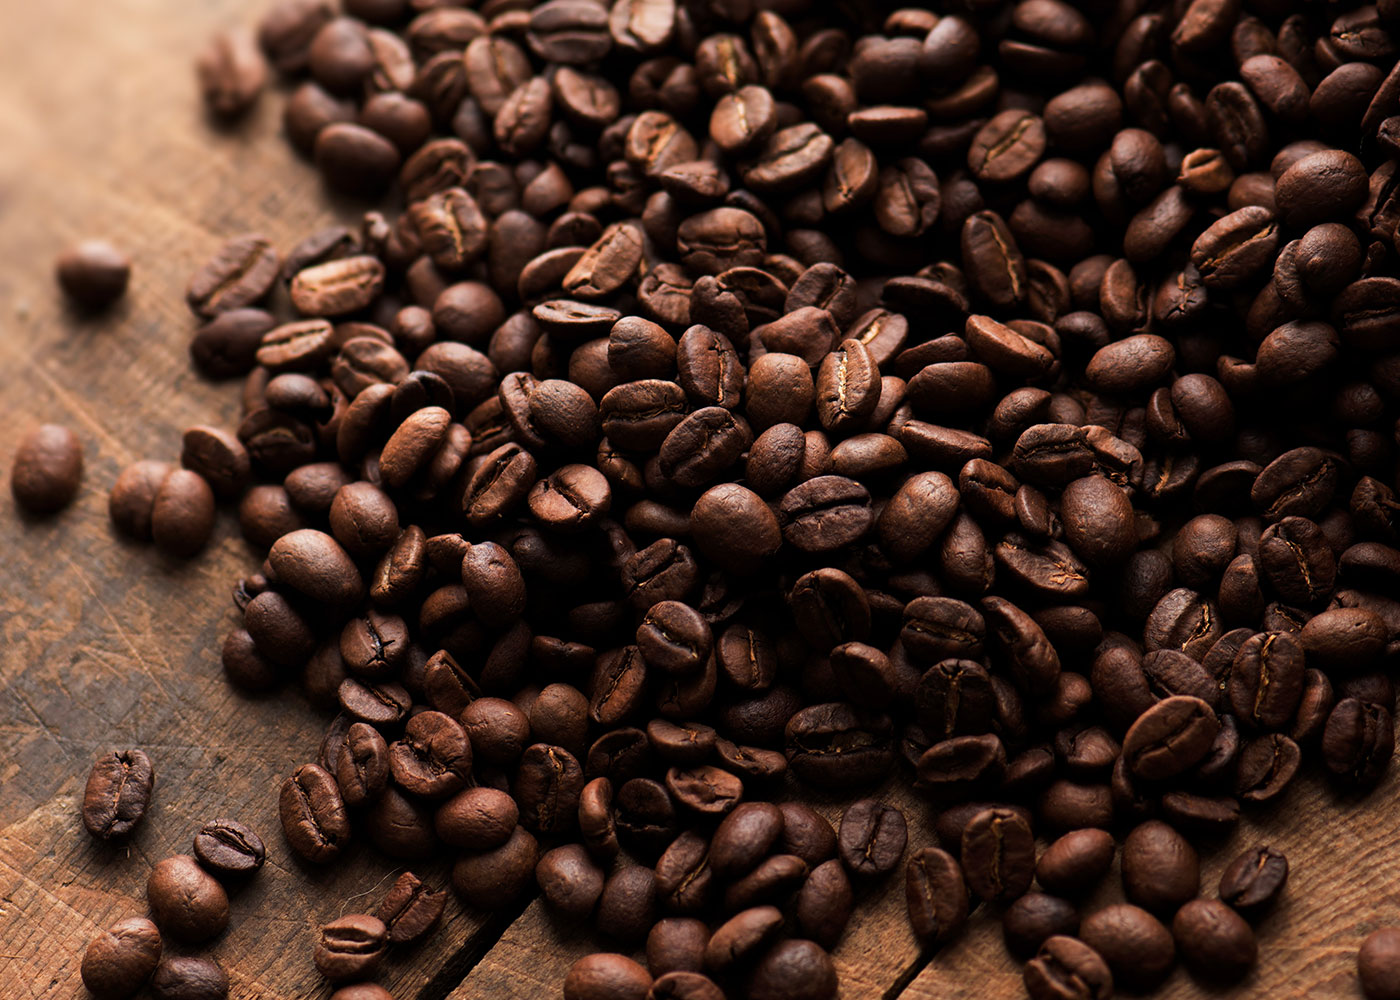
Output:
[2, 3, 1399, 1000]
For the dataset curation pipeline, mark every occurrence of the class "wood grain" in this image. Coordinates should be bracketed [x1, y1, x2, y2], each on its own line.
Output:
[1, 3, 1398, 1000]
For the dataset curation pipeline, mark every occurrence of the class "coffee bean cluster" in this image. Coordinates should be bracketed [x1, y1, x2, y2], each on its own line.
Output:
[77, 751, 258, 1000]
[66, 0, 1400, 996]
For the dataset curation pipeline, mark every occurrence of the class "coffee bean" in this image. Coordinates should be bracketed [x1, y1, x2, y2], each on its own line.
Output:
[1173, 899, 1256, 981]
[960, 807, 1035, 903]
[82, 749, 155, 841]
[1121, 820, 1198, 913]
[564, 953, 653, 1000]
[374, 871, 447, 944]
[1122, 696, 1219, 780]
[1003, 893, 1079, 958]
[314, 913, 387, 983]
[192, 818, 265, 877]
[1218, 845, 1288, 914]
[836, 799, 907, 878]
[452, 826, 539, 909]
[56, 240, 130, 309]
[905, 846, 969, 945]
[81, 916, 162, 1000]
[746, 939, 836, 1000]
[148, 956, 228, 1000]
[279, 762, 351, 863]
[1036, 829, 1116, 897]
[12, 423, 83, 515]
[1078, 903, 1175, 990]
[187, 234, 279, 317]
[147, 855, 229, 943]
[1023, 935, 1112, 1000]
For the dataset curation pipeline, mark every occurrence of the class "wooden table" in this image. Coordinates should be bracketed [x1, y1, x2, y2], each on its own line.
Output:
[0, 2, 1393, 997]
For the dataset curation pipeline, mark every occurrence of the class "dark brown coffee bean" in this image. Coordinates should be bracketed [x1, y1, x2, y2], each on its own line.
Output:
[279, 762, 351, 863]
[187, 234, 279, 317]
[564, 953, 653, 1000]
[1173, 898, 1257, 981]
[1079, 904, 1175, 990]
[1036, 829, 1116, 897]
[192, 818, 265, 877]
[1218, 845, 1289, 914]
[374, 871, 447, 945]
[961, 807, 1035, 903]
[905, 846, 968, 945]
[147, 855, 229, 943]
[56, 239, 130, 309]
[1024, 935, 1112, 1000]
[1122, 696, 1219, 780]
[81, 916, 162, 1000]
[745, 939, 836, 1000]
[314, 913, 387, 983]
[1121, 820, 1199, 913]
[836, 799, 907, 878]
[82, 749, 155, 841]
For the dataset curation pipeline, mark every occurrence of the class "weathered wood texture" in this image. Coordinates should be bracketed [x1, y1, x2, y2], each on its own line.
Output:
[2, 3, 1399, 1000]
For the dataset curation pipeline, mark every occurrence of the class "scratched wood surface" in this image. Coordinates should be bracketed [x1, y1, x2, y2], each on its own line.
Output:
[1, 2, 1398, 1000]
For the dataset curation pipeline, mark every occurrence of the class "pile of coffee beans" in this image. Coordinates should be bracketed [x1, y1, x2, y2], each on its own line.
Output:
[52, 0, 1400, 996]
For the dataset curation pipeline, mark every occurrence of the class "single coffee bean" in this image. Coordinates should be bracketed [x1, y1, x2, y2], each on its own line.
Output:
[1035, 829, 1116, 897]
[1173, 899, 1257, 981]
[279, 762, 351, 863]
[82, 749, 155, 841]
[81, 916, 162, 1000]
[11, 423, 83, 515]
[1360, 928, 1400, 1000]
[1122, 696, 1219, 780]
[1120, 820, 1199, 913]
[905, 846, 969, 945]
[704, 906, 784, 974]
[193, 818, 265, 877]
[961, 807, 1035, 903]
[537, 843, 606, 919]
[564, 953, 653, 1000]
[745, 939, 837, 1000]
[374, 871, 447, 944]
[1003, 893, 1080, 958]
[314, 913, 388, 983]
[1078, 904, 1175, 990]
[187, 233, 279, 317]
[1218, 845, 1288, 914]
[1023, 936, 1112, 1000]
[147, 855, 229, 943]
[837, 799, 907, 878]
[148, 955, 228, 1000]
[56, 240, 130, 308]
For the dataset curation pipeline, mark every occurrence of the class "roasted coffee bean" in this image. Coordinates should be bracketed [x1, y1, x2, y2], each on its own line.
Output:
[81, 916, 162, 1000]
[1228, 632, 1305, 730]
[563, 953, 653, 1000]
[147, 855, 229, 943]
[374, 871, 447, 945]
[314, 913, 387, 983]
[1004, 893, 1080, 959]
[1121, 820, 1198, 913]
[1024, 935, 1112, 1000]
[746, 939, 837, 1000]
[1173, 899, 1257, 981]
[279, 762, 351, 863]
[704, 906, 783, 973]
[1036, 828, 1116, 897]
[961, 807, 1035, 903]
[1122, 696, 1219, 780]
[187, 234, 279, 317]
[1079, 904, 1175, 990]
[55, 239, 130, 309]
[148, 956, 229, 1000]
[192, 818, 265, 877]
[837, 799, 907, 878]
[1360, 927, 1400, 1000]
[1322, 697, 1395, 785]
[1218, 845, 1289, 914]
[82, 749, 155, 841]
[905, 846, 969, 945]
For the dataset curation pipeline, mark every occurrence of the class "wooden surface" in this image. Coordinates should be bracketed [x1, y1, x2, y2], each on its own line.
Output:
[0, 2, 1394, 999]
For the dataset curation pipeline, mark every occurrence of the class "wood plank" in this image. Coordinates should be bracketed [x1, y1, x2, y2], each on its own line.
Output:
[0, 3, 495, 998]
